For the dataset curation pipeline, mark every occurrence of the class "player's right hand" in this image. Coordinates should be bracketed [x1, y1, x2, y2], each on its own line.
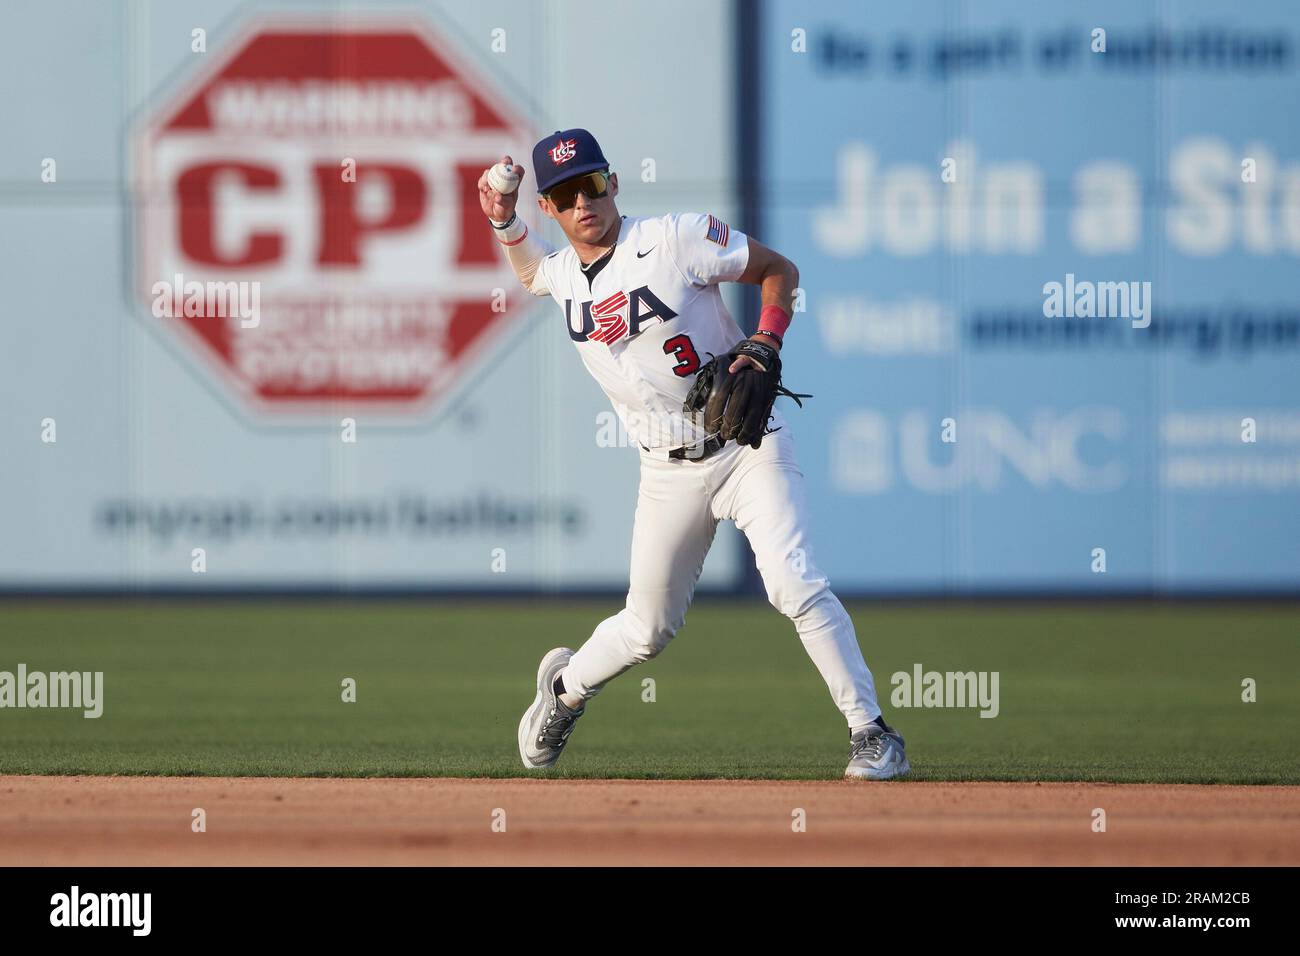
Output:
[478, 155, 524, 221]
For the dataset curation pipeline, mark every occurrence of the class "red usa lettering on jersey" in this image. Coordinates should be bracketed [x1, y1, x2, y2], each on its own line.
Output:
[590, 291, 629, 344]
[564, 285, 679, 344]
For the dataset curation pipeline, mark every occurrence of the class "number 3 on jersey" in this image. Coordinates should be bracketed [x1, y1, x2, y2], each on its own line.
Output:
[663, 334, 701, 377]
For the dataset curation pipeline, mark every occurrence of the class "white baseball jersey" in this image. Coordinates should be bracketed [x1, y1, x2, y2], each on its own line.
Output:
[528, 212, 750, 451]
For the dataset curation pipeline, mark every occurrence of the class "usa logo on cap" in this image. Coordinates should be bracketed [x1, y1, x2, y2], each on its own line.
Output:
[532, 129, 609, 192]
[549, 138, 577, 164]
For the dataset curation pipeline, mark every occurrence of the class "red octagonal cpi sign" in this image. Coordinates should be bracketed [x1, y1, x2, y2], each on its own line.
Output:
[134, 18, 534, 417]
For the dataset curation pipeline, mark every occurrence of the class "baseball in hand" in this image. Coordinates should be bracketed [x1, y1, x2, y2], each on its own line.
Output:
[487, 162, 521, 194]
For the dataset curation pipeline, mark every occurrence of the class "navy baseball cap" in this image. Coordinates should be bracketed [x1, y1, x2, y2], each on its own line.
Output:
[532, 128, 609, 194]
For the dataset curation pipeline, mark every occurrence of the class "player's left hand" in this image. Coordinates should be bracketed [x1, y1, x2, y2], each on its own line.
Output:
[729, 333, 781, 372]
[686, 338, 810, 449]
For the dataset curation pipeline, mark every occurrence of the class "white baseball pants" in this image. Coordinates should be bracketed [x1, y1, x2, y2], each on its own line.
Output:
[562, 425, 882, 731]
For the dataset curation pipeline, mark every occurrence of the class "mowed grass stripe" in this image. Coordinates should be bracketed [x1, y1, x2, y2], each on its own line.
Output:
[0, 602, 1295, 783]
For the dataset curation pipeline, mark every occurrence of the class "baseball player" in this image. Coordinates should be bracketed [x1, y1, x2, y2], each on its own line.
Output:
[477, 129, 909, 780]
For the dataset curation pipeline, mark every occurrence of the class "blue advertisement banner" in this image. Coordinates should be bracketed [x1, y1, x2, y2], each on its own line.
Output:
[761, 0, 1300, 592]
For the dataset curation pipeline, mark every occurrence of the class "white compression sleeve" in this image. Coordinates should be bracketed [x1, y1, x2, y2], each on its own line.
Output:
[493, 217, 556, 296]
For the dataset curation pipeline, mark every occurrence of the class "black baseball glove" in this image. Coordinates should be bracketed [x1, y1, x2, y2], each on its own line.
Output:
[683, 338, 811, 449]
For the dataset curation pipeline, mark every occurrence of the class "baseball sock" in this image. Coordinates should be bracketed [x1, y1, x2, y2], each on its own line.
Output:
[852, 716, 889, 736]
[554, 671, 584, 710]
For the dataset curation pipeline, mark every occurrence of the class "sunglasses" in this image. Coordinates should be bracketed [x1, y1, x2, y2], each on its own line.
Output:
[543, 170, 612, 212]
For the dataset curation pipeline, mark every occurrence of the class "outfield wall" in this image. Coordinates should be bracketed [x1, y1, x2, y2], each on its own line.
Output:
[757, 0, 1300, 594]
[1, 0, 1297, 595]
[0, 0, 744, 591]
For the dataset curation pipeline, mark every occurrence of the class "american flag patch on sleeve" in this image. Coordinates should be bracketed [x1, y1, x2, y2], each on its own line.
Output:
[706, 214, 730, 246]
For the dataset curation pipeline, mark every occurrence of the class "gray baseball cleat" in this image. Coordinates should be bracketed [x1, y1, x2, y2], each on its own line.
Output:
[844, 719, 910, 780]
[518, 647, 586, 769]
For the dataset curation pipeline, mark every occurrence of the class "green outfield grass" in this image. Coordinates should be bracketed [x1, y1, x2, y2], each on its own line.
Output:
[0, 600, 1296, 783]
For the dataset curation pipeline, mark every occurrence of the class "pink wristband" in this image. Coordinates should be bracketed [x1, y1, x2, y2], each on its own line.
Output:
[758, 304, 791, 339]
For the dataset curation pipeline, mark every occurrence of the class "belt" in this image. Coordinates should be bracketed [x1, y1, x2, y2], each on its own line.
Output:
[639, 434, 726, 462]
[667, 434, 726, 462]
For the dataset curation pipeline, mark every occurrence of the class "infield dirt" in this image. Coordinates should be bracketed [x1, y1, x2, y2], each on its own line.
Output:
[2, 776, 1297, 866]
